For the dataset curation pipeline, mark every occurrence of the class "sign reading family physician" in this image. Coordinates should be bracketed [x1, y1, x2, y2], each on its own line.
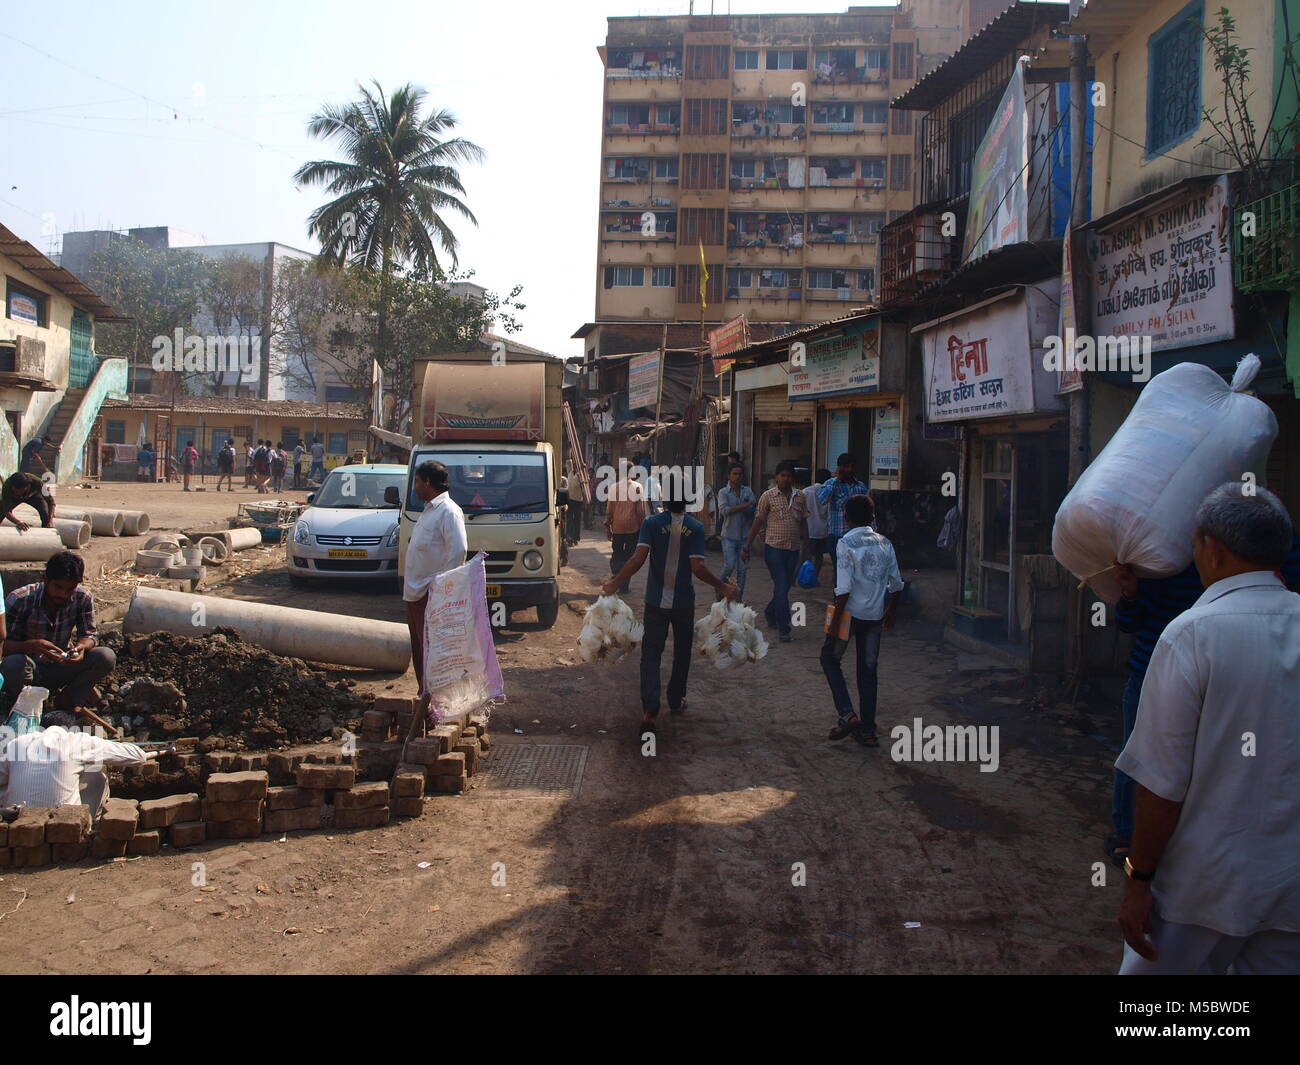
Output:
[1085, 175, 1234, 352]
[627, 352, 660, 409]
[787, 328, 879, 400]
[920, 299, 1037, 422]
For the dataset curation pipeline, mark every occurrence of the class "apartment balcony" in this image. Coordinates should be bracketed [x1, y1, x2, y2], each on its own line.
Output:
[601, 231, 677, 245]
[805, 184, 884, 210]
[727, 239, 807, 265]
[1234, 182, 1300, 292]
[601, 189, 677, 209]
[802, 238, 877, 268]
[806, 130, 885, 154]
[879, 209, 959, 308]
[606, 76, 682, 101]
[604, 127, 679, 155]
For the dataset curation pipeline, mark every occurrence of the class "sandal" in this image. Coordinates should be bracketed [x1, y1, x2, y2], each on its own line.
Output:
[1105, 834, 1131, 867]
[853, 730, 879, 747]
[828, 716, 860, 741]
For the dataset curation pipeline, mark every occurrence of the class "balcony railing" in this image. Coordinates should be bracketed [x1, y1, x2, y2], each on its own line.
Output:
[607, 67, 682, 80]
[606, 124, 680, 136]
[1233, 182, 1300, 292]
[880, 210, 959, 307]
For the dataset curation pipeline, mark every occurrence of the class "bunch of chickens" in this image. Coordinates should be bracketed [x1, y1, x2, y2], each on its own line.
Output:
[577, 595, 645, 663]
[693, 599, 769, 670]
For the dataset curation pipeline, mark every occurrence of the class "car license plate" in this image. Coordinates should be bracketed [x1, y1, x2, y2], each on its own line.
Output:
[327, 549, 368, 558]
[485, 584, 502, 598]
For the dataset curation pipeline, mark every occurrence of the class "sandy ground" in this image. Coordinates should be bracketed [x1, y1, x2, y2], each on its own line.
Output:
[0, 487, 1126, 974]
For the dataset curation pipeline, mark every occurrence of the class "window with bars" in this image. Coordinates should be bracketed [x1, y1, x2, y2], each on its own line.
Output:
[609, 104, 651, 127]
[651, 267, 676, 287]
[891, 108, 912, 135]
[677, 264, 725, 305]
[890, 154, 912, 190]
[731, 158, 758, 178]
[603, 266, 645, 287]
[678, 208, 725, 245]
[813, 102, 855, 124]
[767, 49, 808, 70]
[865, 47, 888, 70]
[681, 153, 727, 189]
[892, 41, 915, 79]
[686, 44, 729, 79]
[655, 103, 680, 126]
[862, 157, 886, 180]
[862, 101, 888, 125]
[735, 49, 759, 70]
[1147, 0, 1203, 155]
[654, 158, 679, 178]
[684, 98, 728, 135]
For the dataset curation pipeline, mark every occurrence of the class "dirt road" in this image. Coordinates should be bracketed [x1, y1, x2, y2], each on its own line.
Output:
[0, 495, 1125, 974]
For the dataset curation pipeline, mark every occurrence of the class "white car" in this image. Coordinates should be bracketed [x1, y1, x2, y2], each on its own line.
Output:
[286, 464, 407, 586]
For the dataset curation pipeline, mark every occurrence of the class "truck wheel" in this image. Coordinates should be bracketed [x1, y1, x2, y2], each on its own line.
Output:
[536, 597, 560, 629]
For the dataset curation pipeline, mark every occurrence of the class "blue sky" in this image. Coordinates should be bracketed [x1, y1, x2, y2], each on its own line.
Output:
[1, 0, 905, 357]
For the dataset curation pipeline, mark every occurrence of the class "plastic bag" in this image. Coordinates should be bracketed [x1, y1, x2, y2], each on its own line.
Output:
[1052, 355, 1277, 602]
[4, 686, 48, 737]
[693, 600, 769, 670]
[422, 553, 505, 721]
[796, 559, 819, 588]
[577, 595, 644, 663]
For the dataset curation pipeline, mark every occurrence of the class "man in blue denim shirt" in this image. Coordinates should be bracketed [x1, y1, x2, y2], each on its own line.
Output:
[715, 463, 756, 597]
[816, 452, 869, 584]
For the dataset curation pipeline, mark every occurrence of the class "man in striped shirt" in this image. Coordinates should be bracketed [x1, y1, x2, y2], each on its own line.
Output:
[743, 460, 806, 642]
[603, 495, 736, 736]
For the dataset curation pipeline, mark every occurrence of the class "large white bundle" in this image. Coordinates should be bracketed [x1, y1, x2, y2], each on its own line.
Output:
[577, 595, 644, 663]
[692, 599, 769, 670]
[1052, 356, 1277, 603]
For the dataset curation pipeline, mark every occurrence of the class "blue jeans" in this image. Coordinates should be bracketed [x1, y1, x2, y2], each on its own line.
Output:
[763, 545, 799, 634]
[1111, 672, 1143, 839]
[721, 538, 747, 597]
[309, 461, 325, 483]
[820, 618, 883, 731]
[825, 533, 843, 586]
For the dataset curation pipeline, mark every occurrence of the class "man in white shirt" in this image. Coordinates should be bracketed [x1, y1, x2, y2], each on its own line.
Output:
[802, 466, 832, 582]
[1117, 482, 1300, 974]
[403, 460, 467, 694]
[821, 493, 903, 747]
[0, 710, 154, 815]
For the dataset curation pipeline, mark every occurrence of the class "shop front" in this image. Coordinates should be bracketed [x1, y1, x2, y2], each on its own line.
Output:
[733, 361, 812, 488]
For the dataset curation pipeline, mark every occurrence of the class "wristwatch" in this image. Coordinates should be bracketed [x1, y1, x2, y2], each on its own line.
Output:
[1124, 857, 1156, 882]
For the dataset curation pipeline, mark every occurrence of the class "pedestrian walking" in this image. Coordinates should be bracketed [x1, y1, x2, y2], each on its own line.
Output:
[271, 441, 287, 493]
[252, 440, 272, 494]
[180, 441, 198, 492]
[820, 494, 903, 748]
[716, 463, 756, 598]
[1117, 483, 1300, 974]
[402, 460, 467, 695]
[604, 465, 648, 594]
[309, 437, 326, 485]
[292, 441, 306, 489]
[803, 467, 832, 581]
[1106, 561, 1203, 867]
[743, 459, 806, 642]
[243, 439, 255, 487]
[215, 438, 236, 492]
[817, 453, 869, 584]
[602, 494, 736, 736]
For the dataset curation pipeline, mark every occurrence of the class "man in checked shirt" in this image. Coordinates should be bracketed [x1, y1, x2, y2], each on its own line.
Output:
[0, 551, 116, 712]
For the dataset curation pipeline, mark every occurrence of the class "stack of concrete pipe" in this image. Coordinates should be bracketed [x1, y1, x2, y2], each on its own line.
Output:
[0, 527, 65, 562]
[58, 506, 150, 537]
[52, 518, 92, 549]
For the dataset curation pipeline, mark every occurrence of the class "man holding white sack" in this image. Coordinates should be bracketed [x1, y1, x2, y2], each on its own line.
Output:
[403, 460, 467, 694]
[1117, 483, 1300, 974]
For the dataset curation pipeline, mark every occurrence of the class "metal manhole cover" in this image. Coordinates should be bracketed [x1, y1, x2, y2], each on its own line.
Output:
[477, 744, 589, 799]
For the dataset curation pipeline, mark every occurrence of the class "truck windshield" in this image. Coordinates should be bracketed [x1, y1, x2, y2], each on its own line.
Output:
[409, 452, 549, 518]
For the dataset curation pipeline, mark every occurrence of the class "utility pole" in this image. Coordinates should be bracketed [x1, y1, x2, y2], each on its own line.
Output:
[1067, 34, 1090, 487]
[652, 324, 667, 465]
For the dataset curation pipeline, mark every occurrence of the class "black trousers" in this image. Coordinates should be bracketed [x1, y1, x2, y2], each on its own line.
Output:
[610, 533, 639, 591]
[640, 606, 694, 715]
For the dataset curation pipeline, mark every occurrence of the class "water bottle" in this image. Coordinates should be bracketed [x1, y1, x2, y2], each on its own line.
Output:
[7, 686, 50, 736]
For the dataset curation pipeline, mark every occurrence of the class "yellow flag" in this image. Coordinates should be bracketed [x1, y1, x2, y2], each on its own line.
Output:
[698, 240, 709, 309]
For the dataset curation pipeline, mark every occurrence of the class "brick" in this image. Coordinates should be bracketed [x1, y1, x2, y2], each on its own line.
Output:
[392, 770, 426, 798]
[453, 741, 479, 776]
[295, 763, 355, 789]
[97, 797, 140, 840]
[431, 724, 459, 754]
[265, 786, 323, 811]
[52, 841, 90, 863]
[0, 823, 6, 846]
[91, 835, 129, 859]
[392, 796, 425, 818]
[13, 843, 51, 867]
[173, 752, 201, 770]
[202, 799, 264, 822]
[45, 804, 92, 844]
[334, 806, 389, 829]
[356, 741, 403, 779]
[333, 781, 390, 811]
[460, 724, 479, 739]
[168, 821, 206, 847]
[303, 750, 340, 765]
[468, 712, 489, 732]
[233, 753, 268, 772]
[9, 807, 54, 848]
[432, 772, 467, 794]
[404, 738, 439, 765]
[263, 806, 323, 833]
[0, 848, 10, 867]
[478, 731, 491, 753]
[362, 710, 393, 731]
[268, 751, 305, 777]
[431, 752, 466, 777]
[206, 819, 262, 839]
[372, 696, 416, 715]
[138, 762, 160, 780]
[204, 751, 237, 772]
[127, 830, 162, 855]
[205, 771, 269, 802]
[137, 793, 201, 830]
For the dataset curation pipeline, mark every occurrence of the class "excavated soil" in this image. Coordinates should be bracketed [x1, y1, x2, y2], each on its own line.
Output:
[96, 627, 370, 749]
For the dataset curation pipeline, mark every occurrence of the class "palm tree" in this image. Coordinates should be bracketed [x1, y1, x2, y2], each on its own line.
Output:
[294, 81, 484, 372]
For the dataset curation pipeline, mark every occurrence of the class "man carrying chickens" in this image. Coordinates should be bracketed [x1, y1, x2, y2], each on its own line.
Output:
[602, 492, 737, 738]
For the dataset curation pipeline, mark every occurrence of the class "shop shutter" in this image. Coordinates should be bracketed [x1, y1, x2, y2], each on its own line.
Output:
[753, 386, 812, 423]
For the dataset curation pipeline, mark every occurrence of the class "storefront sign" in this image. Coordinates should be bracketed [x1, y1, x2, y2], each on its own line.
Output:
[871, 406, 900, 477]
[788, 325, 879, 400]
[964, 63, 1028, 263]
[1085, 176, 1234, 351]
[709, 315, 749, 376]
[627, 352, 660, 409]
[920, 286, 1064, 423]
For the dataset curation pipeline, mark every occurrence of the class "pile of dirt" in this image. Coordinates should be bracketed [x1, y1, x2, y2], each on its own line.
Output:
[97, 627, 370, 749]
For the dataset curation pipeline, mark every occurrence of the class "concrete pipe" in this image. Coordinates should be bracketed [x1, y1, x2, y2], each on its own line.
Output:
[136, 550, 176, 572]
[197, 536, 229, 564]
[145, 533, 189, 551]
[222, 527, 263, 551]
[0, 528, 66, 562]
[166, 565, 205, 580]
[124, 586, 412, 673]
[53, 518, 91, 549]
[59, 508, 125, 537]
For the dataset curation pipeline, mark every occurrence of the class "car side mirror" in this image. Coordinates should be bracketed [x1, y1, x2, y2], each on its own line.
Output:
[306, 493, 315, 504]
[384, 485, 401, 506]
[555, 489, 570, 508]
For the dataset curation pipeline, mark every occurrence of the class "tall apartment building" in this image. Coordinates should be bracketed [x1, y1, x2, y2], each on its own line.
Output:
[573, 1, 1004, 361]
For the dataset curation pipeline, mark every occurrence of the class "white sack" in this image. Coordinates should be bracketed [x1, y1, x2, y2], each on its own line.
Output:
[1052, 355, 1277, 602]
[577, 595, 643, 663]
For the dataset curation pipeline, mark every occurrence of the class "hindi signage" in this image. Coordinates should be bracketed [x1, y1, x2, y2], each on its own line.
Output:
[710, 315, 749, 376]
[788, 324, 879, 400]
[1085, 176, 1234, 351]
[627, 352, 660, 409]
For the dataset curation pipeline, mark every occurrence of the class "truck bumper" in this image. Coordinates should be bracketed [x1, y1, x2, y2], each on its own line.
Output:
[486, 578, 557, 608]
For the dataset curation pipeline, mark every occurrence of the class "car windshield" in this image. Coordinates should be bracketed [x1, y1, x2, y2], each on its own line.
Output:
[313, 470, 405, 509]
[409, 452, 549, 518]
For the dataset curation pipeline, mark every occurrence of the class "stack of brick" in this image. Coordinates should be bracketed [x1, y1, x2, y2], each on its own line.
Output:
[93, 797, 140, 858]
[204, 771, 267, 839]
[138, 793, 203, 849]
[376, 696, 418, 740]
[264, 786, 325, 832]
[361, 708, 396, 743]
[46, 804, 93, 862]
[333, 781, 390, 828]
[391, 766, 426, 818]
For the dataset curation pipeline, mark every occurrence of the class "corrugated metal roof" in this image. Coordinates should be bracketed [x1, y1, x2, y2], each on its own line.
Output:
[1069, 0, 1151, 50]
[722, 308, 878, 366]
[892, 2, 1071, 111]
[101, 394, 368, 419]
[0, 223, 128, 322]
